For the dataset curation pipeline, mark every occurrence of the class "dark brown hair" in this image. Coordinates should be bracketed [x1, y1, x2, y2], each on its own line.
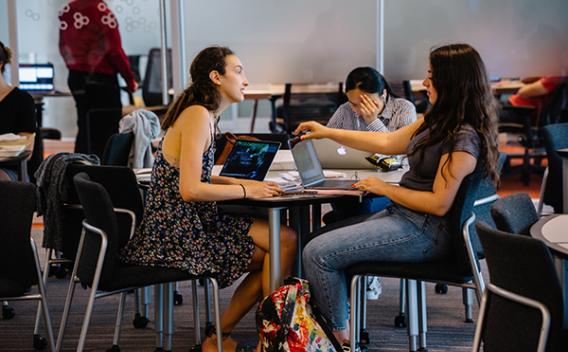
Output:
[0, 41, 12, 74]
[412, 43, 499, 185]
[161, 46, 234, 130]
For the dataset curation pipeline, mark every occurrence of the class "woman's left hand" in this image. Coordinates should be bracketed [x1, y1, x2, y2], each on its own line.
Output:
[353, 176, 388, 195]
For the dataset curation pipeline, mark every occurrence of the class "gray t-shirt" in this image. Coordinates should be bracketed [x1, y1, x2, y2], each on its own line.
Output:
[399, 124, 480, 192]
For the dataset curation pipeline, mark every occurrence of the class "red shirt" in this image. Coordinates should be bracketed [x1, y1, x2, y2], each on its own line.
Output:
[59, 0, 136, 91]
[508, 76, 563, 115]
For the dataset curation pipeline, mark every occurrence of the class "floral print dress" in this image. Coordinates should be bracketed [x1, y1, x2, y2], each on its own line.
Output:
[121, 134, 254, 288]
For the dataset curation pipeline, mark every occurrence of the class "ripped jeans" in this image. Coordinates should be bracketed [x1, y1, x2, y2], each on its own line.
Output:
[302, 203, 451, 330]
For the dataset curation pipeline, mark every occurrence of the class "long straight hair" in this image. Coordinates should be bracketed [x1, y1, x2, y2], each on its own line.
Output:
[161, 46, 234, 130]
[412, 44, 499, 185]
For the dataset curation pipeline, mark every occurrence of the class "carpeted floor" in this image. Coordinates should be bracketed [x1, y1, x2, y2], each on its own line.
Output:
[0, 229, 486, 352]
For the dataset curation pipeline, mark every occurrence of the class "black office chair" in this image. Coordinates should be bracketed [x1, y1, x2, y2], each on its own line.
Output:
[142, 48, 173, 106]
[85, 108, 122, 159]
[491, 192, 538, 235]
[102, 132, 134, 166]
[540, 122, 568, 214]
[0, 182, 55, 351]
[402, 80, 429, 114]
[270, 83, 346, 133]
[56, 173, 223, 352]
[474, 222, 567, 352]
[347, 169, 488, 352]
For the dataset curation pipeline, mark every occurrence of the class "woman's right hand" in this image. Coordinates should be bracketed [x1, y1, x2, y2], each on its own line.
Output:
[243, 182, 283, 199]
[293, 121, 331, 140]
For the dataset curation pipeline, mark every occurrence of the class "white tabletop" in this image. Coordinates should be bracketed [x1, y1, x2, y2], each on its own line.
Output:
[541, 214, 568, 243]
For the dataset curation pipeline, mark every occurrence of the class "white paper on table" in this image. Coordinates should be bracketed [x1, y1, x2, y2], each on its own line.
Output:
[0, 133, 25, 141]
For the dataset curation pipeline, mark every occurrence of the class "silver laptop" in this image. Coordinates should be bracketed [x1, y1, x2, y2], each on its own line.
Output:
[312, 138, 376, 169]
[290, 139, 357, 190]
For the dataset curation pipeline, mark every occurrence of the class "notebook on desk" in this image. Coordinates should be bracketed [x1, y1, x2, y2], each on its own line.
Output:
[291, 139, 357, 190]
[312, 138, 376, 169]
[219, 140, 281, 181]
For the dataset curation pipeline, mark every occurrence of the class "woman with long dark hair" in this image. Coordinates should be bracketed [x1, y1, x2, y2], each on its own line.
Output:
[121, 46, 297, 352]
[297, 43, 499, 346]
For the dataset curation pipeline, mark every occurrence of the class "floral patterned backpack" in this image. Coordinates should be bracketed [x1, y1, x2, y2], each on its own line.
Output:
[256, 277, 342, 352]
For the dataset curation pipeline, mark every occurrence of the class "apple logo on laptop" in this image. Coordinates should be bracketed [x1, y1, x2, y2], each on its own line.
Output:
[336, 146, 347, 156]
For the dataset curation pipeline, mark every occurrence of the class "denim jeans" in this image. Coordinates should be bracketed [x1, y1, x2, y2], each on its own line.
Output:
[302, 203, 451, 330]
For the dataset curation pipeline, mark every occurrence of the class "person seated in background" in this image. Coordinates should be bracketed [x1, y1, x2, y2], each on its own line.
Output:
[120, 46, 297, 352]
[325, 67, 418, 299]
[508, 76, 564, 116]
[0, 41, 36, 181]
[327, 66, 416, 132]
[299, 43, 499, 348]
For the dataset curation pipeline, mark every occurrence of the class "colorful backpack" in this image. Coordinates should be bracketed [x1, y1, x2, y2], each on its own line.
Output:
[256, 277, 342, 352]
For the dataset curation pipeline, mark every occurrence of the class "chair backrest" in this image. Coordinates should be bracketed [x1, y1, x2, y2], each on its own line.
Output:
[542, 122, 568, 213]
[142, 48, 172, 106]
[281, 83, 346, 133]
[469, 153, 507, 258]
[73, 173, 122, 288]
[102, 132, 134, 166]
[491, 193, 538, 235]
[0, 182, 38, 289]
[475, 222, 564, 352]
[401, 80, 428, 113]
[85, 108, 122, 159]
[61, 165, 144, 259]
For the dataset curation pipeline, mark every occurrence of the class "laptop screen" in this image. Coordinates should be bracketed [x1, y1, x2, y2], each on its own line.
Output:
[19, 63, 54, 92]
[219, 140, 281, 181]
[291, 139, 325, 186]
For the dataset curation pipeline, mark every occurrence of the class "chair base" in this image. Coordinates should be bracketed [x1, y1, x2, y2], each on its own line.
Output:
[394, 314, 406, 328]
[132, 313, 149, 328]
[2, 304, 15, 320]
[33, 334, 48, 350]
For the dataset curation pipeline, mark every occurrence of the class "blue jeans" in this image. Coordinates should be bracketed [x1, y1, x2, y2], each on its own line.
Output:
[302, 203, 451, 330]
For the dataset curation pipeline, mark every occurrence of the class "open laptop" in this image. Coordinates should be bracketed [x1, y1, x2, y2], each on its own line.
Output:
[219, 140, 280, 181]
[312, 138, 377, 169]
[18, 63, 55, 93]
[290, 139, 357, 190]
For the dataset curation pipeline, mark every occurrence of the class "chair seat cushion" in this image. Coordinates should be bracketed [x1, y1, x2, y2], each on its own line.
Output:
[0, 277, 29, 298]
[96, 264, 204, 291]
[346, 259, 473, 284]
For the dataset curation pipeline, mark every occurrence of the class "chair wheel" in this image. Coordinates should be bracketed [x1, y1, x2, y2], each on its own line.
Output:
[359, 329, 370, 346]
[190, 344, 201, 352]
[132, 313, 149, 328]
[434, 283, 448, 294]
[173, 291, 183, 305]
[154, 349, 164, 352]
[417, 348, 428, 352]
[198, 278, 206, 286]
[33, 334, 47, 350]
[204, 322, 215, 337]
[465, 318, 474, 323]
[2, 304, 15, 320]
[394, 314, 406, 328]
[106, 345, 121, 352]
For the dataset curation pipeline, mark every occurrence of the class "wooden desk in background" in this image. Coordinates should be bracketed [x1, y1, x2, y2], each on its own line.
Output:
[244, 83, 342, 133]
[409, 79, 524, 95]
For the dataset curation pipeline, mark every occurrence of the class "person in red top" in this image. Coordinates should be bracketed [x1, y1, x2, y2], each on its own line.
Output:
[59, 0, 138, 153]
[508, 76, 564, 117]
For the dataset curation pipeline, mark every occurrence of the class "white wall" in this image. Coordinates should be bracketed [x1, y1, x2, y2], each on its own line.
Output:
[183, 0, 377, 84]
[384, 0, 568, 81]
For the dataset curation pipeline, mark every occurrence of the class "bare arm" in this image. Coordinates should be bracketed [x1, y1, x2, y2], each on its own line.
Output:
[177, 106, 281, 201]
[354, 151, 477, 216]
[516, 80, 548, 99]
[295, 117, 424, 155]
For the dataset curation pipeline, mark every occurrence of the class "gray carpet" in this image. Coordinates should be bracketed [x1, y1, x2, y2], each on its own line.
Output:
[0, 229, 483, 351]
